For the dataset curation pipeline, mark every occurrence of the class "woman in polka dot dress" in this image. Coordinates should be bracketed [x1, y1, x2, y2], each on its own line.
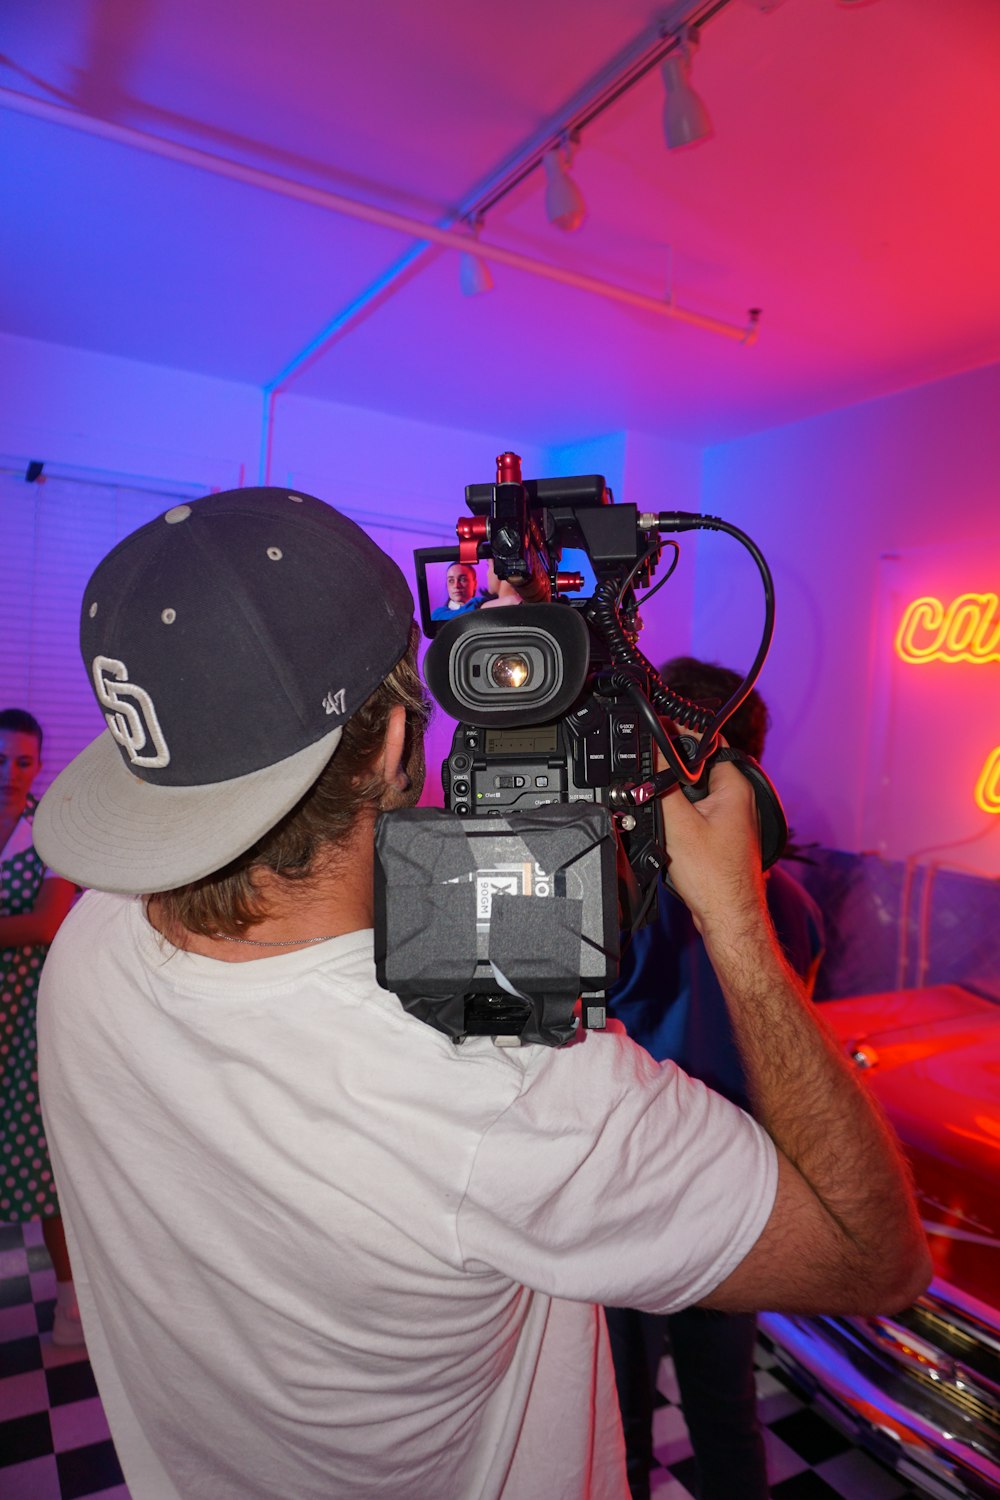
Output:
[0, 709, 79, 1342]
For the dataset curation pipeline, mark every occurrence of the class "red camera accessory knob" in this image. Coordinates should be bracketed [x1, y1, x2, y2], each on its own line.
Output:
[556, 572, 585, 594]
[457, 514, 488, 564]
[496, 451, 522, 485]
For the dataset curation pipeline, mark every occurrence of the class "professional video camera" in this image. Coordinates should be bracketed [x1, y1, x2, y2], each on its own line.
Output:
[375, 452, 786, 1048]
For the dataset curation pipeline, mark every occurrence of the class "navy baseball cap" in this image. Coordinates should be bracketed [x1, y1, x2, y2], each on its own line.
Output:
[35, 487, 414, 893]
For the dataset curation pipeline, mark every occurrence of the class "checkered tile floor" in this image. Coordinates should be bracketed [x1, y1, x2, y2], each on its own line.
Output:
[0, 1222, 128, 1500]
[2, 1218, 928, 1500]
[649, 1342, 926, 1500]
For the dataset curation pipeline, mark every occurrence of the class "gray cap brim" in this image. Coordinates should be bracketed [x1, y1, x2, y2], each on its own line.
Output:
[34, 723, 344, 895]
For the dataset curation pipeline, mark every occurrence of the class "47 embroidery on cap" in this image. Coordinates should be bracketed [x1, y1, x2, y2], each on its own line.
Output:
[93, 656, 171, 768]
[323, 688, 347, 716]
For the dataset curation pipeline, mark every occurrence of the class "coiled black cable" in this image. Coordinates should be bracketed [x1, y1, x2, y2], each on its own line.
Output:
[588, 511, 776, 778]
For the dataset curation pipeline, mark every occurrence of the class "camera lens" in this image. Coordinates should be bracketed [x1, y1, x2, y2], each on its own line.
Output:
[490, 653, 531, 689]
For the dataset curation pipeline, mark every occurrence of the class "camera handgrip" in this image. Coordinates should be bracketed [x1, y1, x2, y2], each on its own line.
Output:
[682, 746, 788, 871]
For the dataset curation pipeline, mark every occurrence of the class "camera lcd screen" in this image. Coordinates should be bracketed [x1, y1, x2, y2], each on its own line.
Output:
[485, 726, 559, 754]
[421, 558, 488, 634]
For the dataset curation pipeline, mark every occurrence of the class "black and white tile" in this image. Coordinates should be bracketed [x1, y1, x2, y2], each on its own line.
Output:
[0, 1221, 128, 1500]
[649, 1339, 926, 1499]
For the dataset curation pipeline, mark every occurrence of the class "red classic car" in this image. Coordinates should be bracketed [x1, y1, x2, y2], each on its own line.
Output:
[760, 984, 1000, 1499]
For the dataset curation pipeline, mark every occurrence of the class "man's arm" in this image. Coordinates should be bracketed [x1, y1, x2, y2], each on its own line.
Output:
[658, 762, 931, 1316]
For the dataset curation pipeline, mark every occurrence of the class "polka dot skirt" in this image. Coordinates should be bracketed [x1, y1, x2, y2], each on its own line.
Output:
[1, 796, 59, 1221]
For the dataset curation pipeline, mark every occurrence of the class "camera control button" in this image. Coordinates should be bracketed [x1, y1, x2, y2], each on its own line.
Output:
[534, 775, 549, 788]
[568, 702, 603, 732]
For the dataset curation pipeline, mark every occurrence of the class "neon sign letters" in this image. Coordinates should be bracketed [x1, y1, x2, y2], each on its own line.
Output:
[895, 592, 1000, 813]
[895, 593, 1000, 663]
[975, 747, 1000, 814]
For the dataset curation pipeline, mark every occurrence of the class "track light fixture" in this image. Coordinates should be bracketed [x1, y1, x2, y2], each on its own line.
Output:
[458, 221, 494, 297]
[543, 140, 587, 232]
[660, 28, 713, 151]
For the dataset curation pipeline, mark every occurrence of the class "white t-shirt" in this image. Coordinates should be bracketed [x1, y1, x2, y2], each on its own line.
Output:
[38, 891, 776, 1500]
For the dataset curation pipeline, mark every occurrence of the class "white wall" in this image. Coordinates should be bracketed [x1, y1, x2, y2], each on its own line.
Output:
[545, 428, 702, 668]
[621, 431, 702, 670]
[0, 333, 549, 797]
[6, 328, 997, 866]
[696, 360, 1000, 863]
[0, 332, 258, 493]
[0, 330, 549, 520]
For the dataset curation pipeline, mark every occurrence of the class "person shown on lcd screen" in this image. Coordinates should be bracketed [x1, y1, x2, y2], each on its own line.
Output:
[33, 488, 928, 1500]
[606, 659, 825, 1500]
[0, 709, 79, 1343]
[430, 560, 480, 620]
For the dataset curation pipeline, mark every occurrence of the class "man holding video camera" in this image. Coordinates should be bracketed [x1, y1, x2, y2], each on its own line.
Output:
[35, 487, 929, 1500]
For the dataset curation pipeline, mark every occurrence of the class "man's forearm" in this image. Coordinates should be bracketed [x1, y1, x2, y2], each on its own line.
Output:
[702, 907, 930, 1312]
[654, 760, 929, 1313]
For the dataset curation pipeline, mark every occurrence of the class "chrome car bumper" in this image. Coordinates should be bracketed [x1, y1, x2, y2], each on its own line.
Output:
[760, 1279, 1000, 1498]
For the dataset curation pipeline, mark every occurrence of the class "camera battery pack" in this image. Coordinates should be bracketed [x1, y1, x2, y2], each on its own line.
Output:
[373, 803, 619, 1045]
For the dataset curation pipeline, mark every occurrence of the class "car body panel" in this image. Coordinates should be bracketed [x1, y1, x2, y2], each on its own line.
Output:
[761, 985, 1000, 1498]
[818, 984, 1000, 1307]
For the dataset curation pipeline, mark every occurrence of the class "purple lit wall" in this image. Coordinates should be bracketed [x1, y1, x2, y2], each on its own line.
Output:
[3, 328, 999, 873]
[0, 331, 550, 801]
[695, 360, 1000, 874]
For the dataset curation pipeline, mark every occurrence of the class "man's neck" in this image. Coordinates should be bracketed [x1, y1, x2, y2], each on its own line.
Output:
[147, 818, 376, 962]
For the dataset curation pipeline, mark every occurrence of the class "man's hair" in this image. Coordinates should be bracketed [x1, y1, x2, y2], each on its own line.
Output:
[152, 627, 430, 938]
[0, 708, 43, 751]
[660, 657, 770, 762]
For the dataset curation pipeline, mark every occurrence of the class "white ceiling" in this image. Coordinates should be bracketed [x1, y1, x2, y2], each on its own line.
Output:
[3, 0, 999, 446]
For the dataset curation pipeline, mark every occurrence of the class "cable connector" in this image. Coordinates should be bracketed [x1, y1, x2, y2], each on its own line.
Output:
[656, 511, 726, 533]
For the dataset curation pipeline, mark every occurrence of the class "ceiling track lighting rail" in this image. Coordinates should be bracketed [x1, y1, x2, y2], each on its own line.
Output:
[0, 84, 758, 345]
[471, 0, 732, 223]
